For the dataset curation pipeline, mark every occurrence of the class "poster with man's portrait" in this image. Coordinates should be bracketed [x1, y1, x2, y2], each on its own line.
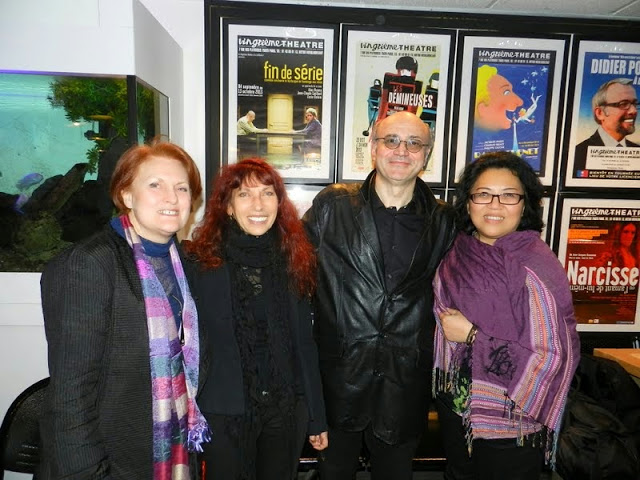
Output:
[565, 40, 640, 188]
[454, 35, 567, 186]
[339, 27, 453, 183]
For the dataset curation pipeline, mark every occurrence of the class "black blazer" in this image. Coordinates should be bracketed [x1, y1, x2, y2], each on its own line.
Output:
[184, 260, 327, 435]
[38, 227, 210, 480]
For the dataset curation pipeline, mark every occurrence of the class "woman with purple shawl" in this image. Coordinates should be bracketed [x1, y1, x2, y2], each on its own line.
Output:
[432, 151, 580, 480]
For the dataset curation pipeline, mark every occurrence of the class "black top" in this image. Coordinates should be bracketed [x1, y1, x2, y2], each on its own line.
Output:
[371, 185, 424, 293]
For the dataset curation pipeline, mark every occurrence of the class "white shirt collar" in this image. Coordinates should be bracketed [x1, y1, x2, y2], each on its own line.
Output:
[597, 126, 627, 147]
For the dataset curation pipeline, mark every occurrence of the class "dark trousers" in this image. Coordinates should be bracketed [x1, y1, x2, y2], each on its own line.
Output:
[318, 424, 420, 480]
[436, 397, 544, 480]
[201, 397, 308, 480]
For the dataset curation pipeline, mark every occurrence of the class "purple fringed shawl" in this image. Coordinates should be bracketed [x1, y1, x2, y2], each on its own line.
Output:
[432, 230, 580, 466]
[121, 216, 210, 479]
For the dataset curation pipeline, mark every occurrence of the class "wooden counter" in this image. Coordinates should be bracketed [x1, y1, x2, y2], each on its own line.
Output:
[593, 348, 640, 379]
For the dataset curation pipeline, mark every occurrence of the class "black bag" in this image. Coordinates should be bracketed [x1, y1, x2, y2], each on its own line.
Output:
[556, 355, 640, 480]
[573, 354, 640, 452]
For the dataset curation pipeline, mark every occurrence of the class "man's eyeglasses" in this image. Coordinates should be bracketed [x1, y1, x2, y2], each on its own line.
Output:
[470, 192, 524, 205]
[600, 99, 639, 111]
[374, 136, 428, 153]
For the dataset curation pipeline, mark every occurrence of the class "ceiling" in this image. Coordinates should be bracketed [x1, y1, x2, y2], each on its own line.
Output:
[200, 0, 640, 21]
[144, 0, 640, 49]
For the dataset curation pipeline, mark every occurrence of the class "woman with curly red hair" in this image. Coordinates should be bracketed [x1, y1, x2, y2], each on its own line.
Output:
[183, 158, 327, 480]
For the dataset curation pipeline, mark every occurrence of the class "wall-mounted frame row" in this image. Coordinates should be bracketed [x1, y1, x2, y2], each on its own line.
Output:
[205, 1, 640, 333]
[207, 2, 640, 191]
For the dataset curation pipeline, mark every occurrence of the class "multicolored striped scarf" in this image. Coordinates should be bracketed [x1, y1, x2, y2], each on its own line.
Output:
[120, 215, 210, 479]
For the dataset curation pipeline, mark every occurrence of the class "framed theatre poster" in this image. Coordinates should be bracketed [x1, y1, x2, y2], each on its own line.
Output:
[454, 34, 567, 186]
[564, 40, 640, 188]
[541, 195, 554, 245]
[285, 184, 323, 218]
[338, 27, 454, 183]
[555, 197, 640, 332]
[224, 21, 337, 183]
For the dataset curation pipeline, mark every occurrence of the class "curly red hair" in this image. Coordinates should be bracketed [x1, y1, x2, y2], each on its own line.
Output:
[184, 158, 316, 298]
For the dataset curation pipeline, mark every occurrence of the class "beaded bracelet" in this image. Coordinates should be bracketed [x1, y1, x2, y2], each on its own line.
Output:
[465, 325, 478, 345]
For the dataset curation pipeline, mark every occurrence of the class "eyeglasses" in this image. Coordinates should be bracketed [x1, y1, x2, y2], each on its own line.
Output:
[374, 136, 428, 153]
[470, 192, 524, 205]
[600, 99, 639, 110]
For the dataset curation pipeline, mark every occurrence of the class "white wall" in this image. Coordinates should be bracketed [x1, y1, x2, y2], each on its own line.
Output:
[137, 0, 207, 229]
[133, 0, 185, 145]
[0, 2, 191, 478]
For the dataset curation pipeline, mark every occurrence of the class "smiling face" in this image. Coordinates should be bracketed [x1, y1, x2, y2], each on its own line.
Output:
[371, 111, 430, 189]
[227, 178, 278, 236]
[468, 168, 525, 246]
[595, 83, 637, 141]
[122, 155, 192, 243]
[476, 74, 524, 131]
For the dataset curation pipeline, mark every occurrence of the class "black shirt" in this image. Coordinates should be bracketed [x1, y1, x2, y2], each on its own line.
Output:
[371, 184, 425, 293]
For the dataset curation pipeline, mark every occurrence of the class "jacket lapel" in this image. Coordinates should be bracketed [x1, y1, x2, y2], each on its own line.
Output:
[355, 172, 384, 270]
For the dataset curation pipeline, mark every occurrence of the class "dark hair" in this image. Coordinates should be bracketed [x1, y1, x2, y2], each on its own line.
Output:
[110, 139, 202, 214]
[184, 158, 316, 298]
[454, 151, 544, 234]
[611, 222, 638, 251]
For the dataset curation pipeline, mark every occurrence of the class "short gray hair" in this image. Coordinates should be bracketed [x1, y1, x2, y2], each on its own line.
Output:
[592, 78, 634, 123]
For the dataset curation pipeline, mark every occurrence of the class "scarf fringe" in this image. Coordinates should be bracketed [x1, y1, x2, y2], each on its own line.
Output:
[188, 419, 212, 453]
[435, 352, 558, 465]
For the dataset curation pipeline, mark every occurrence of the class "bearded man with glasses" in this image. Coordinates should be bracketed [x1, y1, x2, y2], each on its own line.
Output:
[574, 77, 639, 173]
[303, 111, 456, 479]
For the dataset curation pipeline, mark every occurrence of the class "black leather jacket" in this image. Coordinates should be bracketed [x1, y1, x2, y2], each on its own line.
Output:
[303, 171, 456, 444]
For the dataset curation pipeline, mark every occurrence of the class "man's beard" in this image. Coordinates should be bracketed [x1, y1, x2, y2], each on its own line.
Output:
[617, 117, 636, 136]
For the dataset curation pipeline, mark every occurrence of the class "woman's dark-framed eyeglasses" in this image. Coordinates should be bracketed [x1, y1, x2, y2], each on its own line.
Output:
[374, 136, 427, 153]
[470, 192, 525, 205]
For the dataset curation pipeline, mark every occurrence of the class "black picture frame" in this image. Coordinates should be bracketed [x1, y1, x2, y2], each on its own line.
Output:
[221, 19, 338, 184]
[450, 32, 569, 187]
[337, 25, 455, 185]
[562, 38, 640, 190]
[553, 193, 640, 332]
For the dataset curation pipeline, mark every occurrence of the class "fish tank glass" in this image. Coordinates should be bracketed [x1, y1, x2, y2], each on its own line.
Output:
[0, 71, 169, 272]
[137, 78, 170, 144]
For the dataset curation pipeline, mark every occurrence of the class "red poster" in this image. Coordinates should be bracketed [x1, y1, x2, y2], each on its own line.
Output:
[557, 198, 640, 331]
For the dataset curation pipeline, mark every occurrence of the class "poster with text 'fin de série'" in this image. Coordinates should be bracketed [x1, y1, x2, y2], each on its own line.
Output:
[557, 198, 640, 332]
[225, 22, 335, 182]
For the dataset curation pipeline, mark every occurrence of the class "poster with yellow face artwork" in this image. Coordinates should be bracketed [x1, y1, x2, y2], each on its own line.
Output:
[454, 34, 567, 187]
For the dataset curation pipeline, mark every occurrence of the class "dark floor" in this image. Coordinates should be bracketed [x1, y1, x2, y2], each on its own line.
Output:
[298, 470, 559, 479]
[296, 409, 562, 479]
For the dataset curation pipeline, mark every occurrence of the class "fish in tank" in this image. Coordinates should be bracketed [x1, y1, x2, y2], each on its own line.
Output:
[0, 71, 169, 272]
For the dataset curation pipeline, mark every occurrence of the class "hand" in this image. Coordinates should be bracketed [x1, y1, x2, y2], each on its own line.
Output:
[439, 308, 474, 344]
[309, 431, 328, 451]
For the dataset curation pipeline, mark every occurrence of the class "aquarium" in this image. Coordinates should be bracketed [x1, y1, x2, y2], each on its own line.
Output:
[0, 71, 169, 272]
[137, 78, 170, 144]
